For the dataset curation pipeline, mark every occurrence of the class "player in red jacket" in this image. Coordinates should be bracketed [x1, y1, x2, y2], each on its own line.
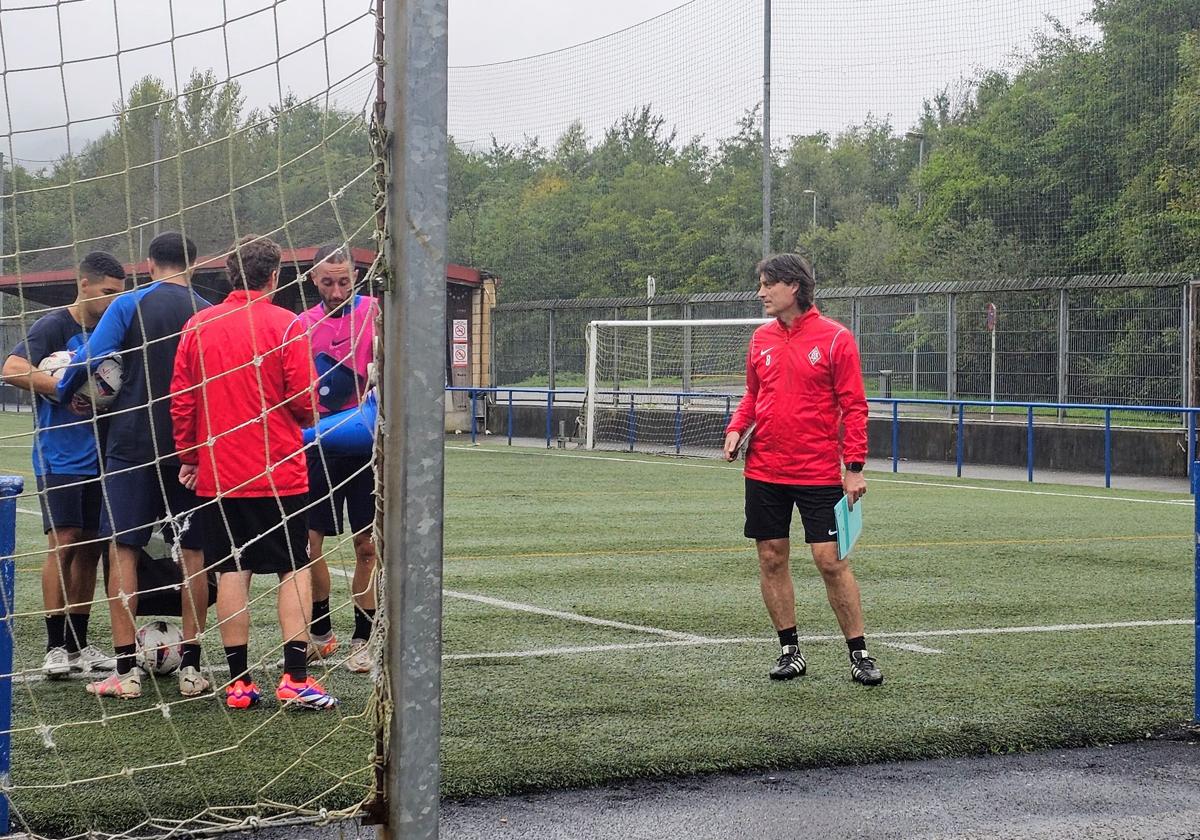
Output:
[171, 235, 337, 710]
[723, 253, 882, 686]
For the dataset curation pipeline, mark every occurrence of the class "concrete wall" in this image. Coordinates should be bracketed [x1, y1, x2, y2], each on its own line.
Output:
[482, 403, 1190, 478]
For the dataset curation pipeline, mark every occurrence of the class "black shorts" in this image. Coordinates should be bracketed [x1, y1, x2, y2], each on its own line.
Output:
[36, 473, 103, 535]
[204, 494, 310, 575]
[99, 458, 204, 550]
[307, 450, 375, 537]
[744, 478, 844, 544]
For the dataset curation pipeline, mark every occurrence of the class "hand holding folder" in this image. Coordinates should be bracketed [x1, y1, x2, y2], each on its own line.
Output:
[833, 494, 863, 560]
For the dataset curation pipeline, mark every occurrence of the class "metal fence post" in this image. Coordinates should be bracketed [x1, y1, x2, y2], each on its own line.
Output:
[1057, 287, 1069, 420]
[1181, 280, 1191, 422]
[547, 307, 556, 391]
[379, 0, 447, 836]
[946, 293, 957, 403]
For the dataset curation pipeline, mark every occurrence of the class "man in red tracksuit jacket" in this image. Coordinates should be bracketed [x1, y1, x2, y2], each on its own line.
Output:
[171, 235, 338, 711]
[723, 253, 882, 686]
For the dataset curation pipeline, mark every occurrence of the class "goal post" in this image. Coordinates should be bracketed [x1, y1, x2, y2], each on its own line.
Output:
[583, 318, 769, 455]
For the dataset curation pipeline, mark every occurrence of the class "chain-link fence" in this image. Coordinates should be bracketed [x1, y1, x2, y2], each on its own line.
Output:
[494, 273, 1194, 419]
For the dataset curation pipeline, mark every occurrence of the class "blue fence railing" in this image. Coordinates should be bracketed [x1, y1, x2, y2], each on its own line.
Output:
[449, 388, 1198, 487]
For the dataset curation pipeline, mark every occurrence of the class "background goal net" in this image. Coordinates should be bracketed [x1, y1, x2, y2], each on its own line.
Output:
[584, 318, 768, 454]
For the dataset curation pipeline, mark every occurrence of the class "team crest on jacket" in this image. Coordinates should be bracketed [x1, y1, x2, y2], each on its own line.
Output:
[807, 346, 822, 365]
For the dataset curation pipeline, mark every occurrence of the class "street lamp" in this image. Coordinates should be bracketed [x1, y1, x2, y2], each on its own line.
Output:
[802, 189, 817, 228]
[137, 217, 149, 274]
[905, 131, 925, 211]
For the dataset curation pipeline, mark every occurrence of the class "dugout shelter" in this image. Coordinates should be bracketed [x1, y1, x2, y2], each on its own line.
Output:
[0, 249, 498, 429]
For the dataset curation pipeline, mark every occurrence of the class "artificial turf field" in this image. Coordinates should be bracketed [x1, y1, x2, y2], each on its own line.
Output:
[0, 412, 1194, 836]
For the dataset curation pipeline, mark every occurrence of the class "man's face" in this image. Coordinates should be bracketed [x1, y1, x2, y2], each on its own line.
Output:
[313, 261, 354, 312]
[757, 273, 799, 318]
[78, 274, 125, 324]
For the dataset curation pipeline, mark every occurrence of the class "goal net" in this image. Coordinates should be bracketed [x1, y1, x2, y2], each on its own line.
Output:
[584, 318, 768, 455]
[0, 1, 390, 838]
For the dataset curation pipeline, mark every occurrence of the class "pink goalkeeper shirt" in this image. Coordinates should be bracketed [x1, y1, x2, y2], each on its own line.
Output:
[295, 294, 378, 415]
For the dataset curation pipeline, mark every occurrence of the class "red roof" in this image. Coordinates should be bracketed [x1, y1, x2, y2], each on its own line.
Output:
[0, 248, 484, 290]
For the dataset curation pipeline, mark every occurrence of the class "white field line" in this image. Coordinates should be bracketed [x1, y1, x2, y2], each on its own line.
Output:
[445, 445, 1194, 506]
[17, 507, 37, 516]
[443, 618, 1190, 662]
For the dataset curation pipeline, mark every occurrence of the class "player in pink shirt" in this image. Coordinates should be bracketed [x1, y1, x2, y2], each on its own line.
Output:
[294, 245, 379, 674]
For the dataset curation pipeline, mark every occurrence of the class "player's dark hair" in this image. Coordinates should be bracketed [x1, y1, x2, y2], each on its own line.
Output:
[78, 251, 126, 283]
[226, 235, 281, 292]
[756, 253, 815, 311]
[311, 243, 349, 270]
[148, 231, 198, 271]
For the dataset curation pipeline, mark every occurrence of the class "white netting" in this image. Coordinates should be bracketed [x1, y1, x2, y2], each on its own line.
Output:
[584, 318, 768, 455]
[0, 1, 388, 837]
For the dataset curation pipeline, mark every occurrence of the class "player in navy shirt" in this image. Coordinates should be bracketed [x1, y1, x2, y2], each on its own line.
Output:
[58, 232, 213, 699]
[2, 252, 126, 678]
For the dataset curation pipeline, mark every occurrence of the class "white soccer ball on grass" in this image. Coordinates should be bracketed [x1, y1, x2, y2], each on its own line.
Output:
[135, 620, 184, 675]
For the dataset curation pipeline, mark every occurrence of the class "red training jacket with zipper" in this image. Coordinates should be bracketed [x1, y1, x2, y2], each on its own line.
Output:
[725, 306, 868, 485]
[171, 289, 317, 499]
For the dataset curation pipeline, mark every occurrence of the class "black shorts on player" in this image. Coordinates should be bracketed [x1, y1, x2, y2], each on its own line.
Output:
[205, 495, 309, 575]
[98, 458, 205, 550]
[36, 473, 103, 535]
[744, 478, 843, 544]
[307, 451, 374, 536]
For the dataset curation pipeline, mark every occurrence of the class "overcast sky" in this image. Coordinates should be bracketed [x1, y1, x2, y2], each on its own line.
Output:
[0, 0, 1098, 165]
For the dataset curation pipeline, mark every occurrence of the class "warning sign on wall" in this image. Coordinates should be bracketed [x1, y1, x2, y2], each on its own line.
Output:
[452, 343, 469, 367]
[452, 319, 468, 342]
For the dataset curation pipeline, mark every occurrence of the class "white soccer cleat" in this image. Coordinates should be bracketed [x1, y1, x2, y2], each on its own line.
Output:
[72, 645, 116, 673]
[86, 670, 142, 699]
[177, 666, 211, 697]
[345, 639, 372, 674]
[42, 647, 72, 679]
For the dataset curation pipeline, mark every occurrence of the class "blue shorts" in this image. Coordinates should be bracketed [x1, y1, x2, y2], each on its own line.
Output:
[307, 451, 375, 537]
[99, 458, 205, 550]
[36, 473, 103, 535]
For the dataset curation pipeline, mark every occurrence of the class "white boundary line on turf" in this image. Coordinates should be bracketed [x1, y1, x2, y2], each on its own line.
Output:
[328, 566, 711, 642]
[443, 618, 1190, 661]
[445, 445, 1194, 506]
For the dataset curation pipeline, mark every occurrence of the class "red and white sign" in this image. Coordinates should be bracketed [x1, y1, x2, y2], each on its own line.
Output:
[451, 343, 469, 368]
[452, 319, 468, 342]
[986, 302, 998, 332]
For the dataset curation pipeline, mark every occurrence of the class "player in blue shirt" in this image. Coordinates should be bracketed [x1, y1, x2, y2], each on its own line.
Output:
[58, 232, 212, 699]
[2, 252, 126, 678]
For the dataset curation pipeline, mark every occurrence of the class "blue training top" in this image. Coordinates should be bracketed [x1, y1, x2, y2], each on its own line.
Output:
[10, 308, 100, 476]
[58, 281, 210, 466]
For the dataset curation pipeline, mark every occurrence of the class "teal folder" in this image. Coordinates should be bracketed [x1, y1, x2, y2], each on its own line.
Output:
[834, 495, 863, 559]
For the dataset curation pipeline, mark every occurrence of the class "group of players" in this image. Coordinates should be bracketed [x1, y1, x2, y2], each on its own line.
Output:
[2, 232, 380, 711]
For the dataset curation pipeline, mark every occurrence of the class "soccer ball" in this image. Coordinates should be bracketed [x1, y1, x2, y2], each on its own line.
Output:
[78, 355, 123, 411]
[36, 349, 75, 381]
[135, 620, 184, 675]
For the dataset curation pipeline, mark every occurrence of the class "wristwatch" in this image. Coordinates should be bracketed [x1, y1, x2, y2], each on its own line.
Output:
[845, 462, 864, 473]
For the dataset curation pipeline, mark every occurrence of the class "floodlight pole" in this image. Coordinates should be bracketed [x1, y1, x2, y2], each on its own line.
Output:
[761, 0, 772, 258]
[378, 0, 447, 838]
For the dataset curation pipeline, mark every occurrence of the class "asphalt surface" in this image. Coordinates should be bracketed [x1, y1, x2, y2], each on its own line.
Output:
[231, 736, 1200, 840]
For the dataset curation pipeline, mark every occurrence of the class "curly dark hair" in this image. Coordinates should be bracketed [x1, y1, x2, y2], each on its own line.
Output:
[226, 235, 282, 292]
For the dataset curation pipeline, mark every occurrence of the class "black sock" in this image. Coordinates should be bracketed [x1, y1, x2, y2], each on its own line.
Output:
[115, 644, 137, 675]
[66, 612, 89, 654]
[283, 641, 308, 683]
[225, 645, 250, 684]
[847, 635, 867, 657]
[311, 599, 332, 637]
[180, 643, 201, 671]
[353, 607, 376, 642]
[45, 614, 67, 651]
[777, 626, 799, 649]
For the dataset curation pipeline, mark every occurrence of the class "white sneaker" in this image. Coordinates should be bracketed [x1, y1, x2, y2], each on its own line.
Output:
[345, 639, 372, 673]
[71, 645, 116, 673]
[177, 666, 211, 697]
[42, 647, 72, 679]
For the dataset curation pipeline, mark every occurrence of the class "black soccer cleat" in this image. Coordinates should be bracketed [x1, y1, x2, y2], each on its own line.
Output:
[769, 645, 807, 680]
[850, 650, 883, 686]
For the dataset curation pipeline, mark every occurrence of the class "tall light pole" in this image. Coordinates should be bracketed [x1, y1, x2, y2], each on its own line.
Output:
[906, 130, 925, 212]
[802, 189, 817, 228]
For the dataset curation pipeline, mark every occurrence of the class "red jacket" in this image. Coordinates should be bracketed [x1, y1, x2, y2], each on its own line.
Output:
[725, 307, 868, 485]
[171, 290, 317, 498]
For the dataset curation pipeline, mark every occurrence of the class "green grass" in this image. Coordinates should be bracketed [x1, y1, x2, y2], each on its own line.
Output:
[0, 414, 1195, 835]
